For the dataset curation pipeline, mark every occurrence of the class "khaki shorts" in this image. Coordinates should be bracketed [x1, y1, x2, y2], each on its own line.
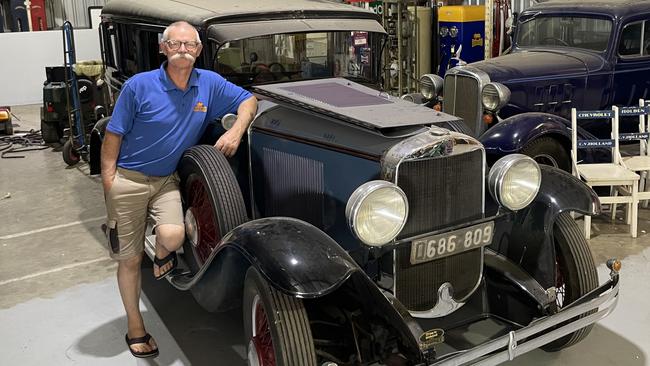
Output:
[104, 167, 184, 260]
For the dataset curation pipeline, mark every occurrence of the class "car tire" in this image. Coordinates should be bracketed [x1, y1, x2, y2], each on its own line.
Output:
[521, 137, 570, 172]
[41, 120, 61, 143]
[62, 139, 80, 166]
[541, 212, 598, 351]
[243, 266, 317, 366]
[177, 145, 248, 273]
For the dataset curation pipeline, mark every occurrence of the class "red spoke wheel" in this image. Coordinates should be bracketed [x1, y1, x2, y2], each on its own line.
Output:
[243, 267, 317, 366]
[177, 145, 248, 272]
[542, 212, 598, 351]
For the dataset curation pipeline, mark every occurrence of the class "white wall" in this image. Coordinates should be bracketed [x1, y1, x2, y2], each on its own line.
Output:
[0, 28, 101, 106]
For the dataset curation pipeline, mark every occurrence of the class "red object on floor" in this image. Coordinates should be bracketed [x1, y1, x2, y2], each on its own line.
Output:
[30, 0, 47, 31]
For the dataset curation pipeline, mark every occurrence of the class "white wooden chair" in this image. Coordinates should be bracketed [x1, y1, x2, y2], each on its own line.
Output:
[619, 99, 650, 208]
[571, 106, 640, 238]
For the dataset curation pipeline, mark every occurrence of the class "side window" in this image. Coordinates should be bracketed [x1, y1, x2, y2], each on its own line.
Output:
[138, 29, 166, 71]
[619, 21, 643, 56]
[117, 24, 138, 76]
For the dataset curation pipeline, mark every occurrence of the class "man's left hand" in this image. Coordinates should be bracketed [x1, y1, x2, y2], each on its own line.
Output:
[214, 128, 243, 157]
[214, 96, 257, 157]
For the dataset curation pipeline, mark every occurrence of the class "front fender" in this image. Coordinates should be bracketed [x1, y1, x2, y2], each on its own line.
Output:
[173, 218, 360, 311]
[223, 217, 360, 298]
[178, 218, 424, 359]
[479, 112, 572, 155]
[89, 116, 110, 175]
[501, 165, 599, 289]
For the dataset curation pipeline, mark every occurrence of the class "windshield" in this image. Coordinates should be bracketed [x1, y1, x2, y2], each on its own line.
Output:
[214, 31, 382, 87]
[516, 16, 612, 51]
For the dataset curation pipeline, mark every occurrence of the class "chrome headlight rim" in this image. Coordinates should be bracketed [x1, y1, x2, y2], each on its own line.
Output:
[419, 74, 444, 101]
[481, 82, 511, 112]
[488, 154, 541, 211]
[346, 180, 409, 247]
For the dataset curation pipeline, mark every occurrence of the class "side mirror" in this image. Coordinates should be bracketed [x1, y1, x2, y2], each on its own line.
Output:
[221, 113, 237, 130]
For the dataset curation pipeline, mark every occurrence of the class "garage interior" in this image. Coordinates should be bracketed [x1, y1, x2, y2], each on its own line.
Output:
[1, 0, 650, 365]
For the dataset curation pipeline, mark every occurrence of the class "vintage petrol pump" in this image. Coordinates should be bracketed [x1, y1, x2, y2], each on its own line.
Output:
[437, 5, 485, 76]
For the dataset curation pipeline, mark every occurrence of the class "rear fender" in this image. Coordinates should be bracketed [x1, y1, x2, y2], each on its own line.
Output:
[495, 165, 599, 290]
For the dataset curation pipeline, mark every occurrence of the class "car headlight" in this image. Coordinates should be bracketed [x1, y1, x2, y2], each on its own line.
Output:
[488, 154, 541, 211]
[419, 74, 444, 101]
[481, 82, 510, 111]
[346, 181, 409, 247]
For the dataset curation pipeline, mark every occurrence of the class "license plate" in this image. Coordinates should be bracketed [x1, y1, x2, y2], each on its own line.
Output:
[410, 221, 495, 265]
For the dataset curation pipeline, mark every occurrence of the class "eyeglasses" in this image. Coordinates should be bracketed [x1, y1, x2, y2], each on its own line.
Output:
[164, 40, 201, 51]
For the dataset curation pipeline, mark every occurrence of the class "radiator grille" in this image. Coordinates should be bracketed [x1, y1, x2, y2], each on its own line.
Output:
[396, 150, 483, 239]
[262, 148, 324, 227]
[442, 74, 481, 136]
[394, 149, 484, 311]
[395, 249, 482, 311]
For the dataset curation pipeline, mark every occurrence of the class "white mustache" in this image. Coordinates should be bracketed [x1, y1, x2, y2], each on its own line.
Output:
[170, 53, 195, 62]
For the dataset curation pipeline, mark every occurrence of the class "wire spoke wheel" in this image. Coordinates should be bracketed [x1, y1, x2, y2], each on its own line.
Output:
[542, 212, 598, 351]
[243, 267, 317, 366]
[177, 145, 248, 273]
[249, 295, 276, 366]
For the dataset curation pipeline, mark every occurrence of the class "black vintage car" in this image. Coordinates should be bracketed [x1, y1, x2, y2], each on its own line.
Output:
[89, 1, 620, 365]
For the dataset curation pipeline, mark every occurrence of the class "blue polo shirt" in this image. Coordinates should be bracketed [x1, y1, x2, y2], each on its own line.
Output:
[106, 63, 252, 176]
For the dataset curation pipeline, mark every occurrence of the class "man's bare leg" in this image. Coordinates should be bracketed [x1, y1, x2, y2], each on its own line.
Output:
[117, 254, 157, 353]
[153, 224, 185, 278]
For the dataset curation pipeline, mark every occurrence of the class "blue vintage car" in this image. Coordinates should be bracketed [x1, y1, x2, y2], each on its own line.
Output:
[88, 0, 620, 365]
[423, 0, 650, 171]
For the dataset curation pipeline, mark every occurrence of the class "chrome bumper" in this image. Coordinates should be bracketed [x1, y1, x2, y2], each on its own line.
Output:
[430, 273, 620, 366]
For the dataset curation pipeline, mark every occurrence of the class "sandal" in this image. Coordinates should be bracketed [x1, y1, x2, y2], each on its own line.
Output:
[153, 251, 177, 280]
[125, 333, 159, 358]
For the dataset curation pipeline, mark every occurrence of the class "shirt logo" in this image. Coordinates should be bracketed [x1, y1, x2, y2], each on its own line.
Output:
[193, 102, 207, 113]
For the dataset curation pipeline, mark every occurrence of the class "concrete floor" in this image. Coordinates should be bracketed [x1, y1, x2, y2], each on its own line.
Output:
[0, 104, 648, 366]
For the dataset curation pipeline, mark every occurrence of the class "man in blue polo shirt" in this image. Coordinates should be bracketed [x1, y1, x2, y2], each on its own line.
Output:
[101, 20, 256, 358]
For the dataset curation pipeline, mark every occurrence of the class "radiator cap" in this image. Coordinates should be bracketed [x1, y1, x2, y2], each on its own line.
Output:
[429, 126, 451, 136]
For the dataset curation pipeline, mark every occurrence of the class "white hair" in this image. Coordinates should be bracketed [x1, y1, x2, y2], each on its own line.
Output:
[162, 21, 201, 43]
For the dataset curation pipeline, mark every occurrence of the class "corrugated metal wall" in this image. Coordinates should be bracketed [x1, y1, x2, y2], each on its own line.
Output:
[46, 0, 106, 29]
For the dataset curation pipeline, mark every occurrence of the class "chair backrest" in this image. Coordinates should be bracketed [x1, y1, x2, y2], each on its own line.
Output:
[619, 99, 650, 157]
[571, 106, 619, 176]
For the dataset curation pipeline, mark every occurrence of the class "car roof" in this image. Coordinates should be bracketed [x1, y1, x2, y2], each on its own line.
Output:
[523, 0, 650, 19]
[101, 0, 378, 28]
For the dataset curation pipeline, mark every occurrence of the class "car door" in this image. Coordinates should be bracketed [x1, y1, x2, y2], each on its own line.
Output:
[612, 17, 650, 133]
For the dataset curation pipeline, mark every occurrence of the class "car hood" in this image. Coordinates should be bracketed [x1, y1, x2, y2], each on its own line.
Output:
[468, 49, 606, 82]
[253, 78, 462, 131]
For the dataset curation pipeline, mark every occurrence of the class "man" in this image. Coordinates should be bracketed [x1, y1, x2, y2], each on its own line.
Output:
[101, 21, 257, 358]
